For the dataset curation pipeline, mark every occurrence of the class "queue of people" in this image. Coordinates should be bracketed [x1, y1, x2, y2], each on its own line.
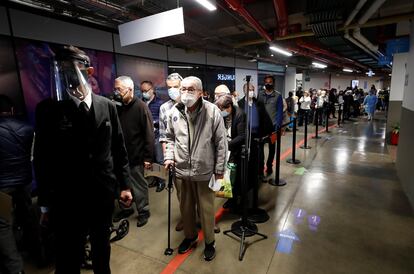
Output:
[0, 45, 390, 273]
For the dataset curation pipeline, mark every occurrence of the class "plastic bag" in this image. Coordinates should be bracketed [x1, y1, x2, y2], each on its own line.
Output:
[215, 163, 236, 199]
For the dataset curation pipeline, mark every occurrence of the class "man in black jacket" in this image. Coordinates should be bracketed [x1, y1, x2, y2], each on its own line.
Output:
[0, 95, 33, 274]
[112, 76, 154, 227]
[239, 83, 273, 181]
[33, 46, 132, 274]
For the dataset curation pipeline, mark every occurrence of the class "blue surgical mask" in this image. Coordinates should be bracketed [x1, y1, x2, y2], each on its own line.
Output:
[220, 110, 230, 118]
[142, 92, 151, 101]
[168, 88, 180, 101]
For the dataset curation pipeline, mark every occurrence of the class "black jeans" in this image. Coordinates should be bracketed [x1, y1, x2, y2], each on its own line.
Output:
[0, 185, 33, 274]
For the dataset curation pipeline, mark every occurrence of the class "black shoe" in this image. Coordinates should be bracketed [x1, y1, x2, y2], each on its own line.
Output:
[266, 167, 273, 176]
[113, 208, 134, 222]
[178, 236, 198, 254]
[137, 212, 150, 227]
[203, 241, 216, 261]
[156, 181, 165, 192]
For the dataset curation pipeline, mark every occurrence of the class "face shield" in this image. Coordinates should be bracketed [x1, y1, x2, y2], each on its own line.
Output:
[53, 59, 91, 101]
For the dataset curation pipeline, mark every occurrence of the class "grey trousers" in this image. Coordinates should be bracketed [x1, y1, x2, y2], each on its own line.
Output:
[0, 188, 24, 274]
[177, 178, 215, 244]
[121, 165, 149, 216]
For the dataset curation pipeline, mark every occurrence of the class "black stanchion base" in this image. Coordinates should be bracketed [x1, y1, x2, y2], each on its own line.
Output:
[223, 220, 268, 261]
[247, 208, 269, 224]
[269, 178, 287, 186]
[312, 136, 322, 139]
[226, 220, 258, 237]
[300, 145, 312, 149]
[287, 158, 301, 164]
[164, 248, 173, 256]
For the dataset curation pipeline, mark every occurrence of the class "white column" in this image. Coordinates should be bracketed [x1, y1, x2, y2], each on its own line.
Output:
[284, 67, 296, 97]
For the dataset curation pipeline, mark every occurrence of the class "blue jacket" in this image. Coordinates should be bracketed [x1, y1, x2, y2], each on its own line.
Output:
[363, 95, 378, 114]
[0, 117, 34, 188]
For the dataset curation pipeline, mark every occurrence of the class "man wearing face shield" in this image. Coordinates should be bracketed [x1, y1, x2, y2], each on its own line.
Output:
[112, 76, 154, 227]
[33, 45, 132, 274]
[159, 73, 184, 231]
[164, 76, 227, 261]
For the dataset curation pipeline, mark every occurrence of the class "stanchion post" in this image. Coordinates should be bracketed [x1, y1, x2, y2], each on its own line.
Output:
[337, 104, 343, 128]
[312, 109, 321, 139]
[300, 111, 311, 149]
[287, 117, 301, 164]
[270, 127, 286, 186]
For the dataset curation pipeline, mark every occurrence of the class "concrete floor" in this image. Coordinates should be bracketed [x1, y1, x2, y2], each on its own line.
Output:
[26, 113, 414, 274]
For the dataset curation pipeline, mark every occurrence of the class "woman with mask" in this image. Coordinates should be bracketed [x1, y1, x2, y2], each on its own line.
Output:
[215, 95, 245, 211]
[298, 90, 311, 127]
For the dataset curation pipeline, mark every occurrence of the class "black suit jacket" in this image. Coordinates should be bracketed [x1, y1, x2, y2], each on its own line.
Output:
[238, 97, 273, 137]
[33, 94, 131, 207]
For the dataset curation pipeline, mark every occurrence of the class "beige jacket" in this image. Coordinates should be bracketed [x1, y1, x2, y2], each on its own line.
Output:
[164, 99, 228, 181]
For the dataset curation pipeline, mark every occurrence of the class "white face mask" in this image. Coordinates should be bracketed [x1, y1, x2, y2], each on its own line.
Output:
[181, 93, 198, 107]
[168, 88, 180, 101]
[248, 91, 255, 98]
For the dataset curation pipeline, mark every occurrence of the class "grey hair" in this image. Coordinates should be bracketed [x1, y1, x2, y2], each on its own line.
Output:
[182, 76, 203, 91]
[166, 73, 183, 81]
[115, 76, 134, 89]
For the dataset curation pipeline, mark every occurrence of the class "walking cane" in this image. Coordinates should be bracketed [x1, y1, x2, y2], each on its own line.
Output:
[164, 166, 174, 256]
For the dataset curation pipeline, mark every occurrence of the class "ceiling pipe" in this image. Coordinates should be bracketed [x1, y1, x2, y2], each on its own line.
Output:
[272, 0, 288, 37]
[296, 41, 368, 70]
[233, 12, 414, 46]
[347, 0, 387, 60]
[344, 0, 367, 26]
[287, 47, 342, 68]
[79, 0, 139, 20]
[224, 0, 273, 42]
[358, 0, 387, 24]
[344, 30, 379, 60]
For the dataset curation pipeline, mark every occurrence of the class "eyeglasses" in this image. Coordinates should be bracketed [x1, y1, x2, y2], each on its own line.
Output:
[141, 88, 152, 93]
[180, 87, 198, 94]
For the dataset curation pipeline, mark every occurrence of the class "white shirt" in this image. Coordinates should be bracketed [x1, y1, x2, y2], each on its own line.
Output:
[299, 96, 311, 110]
[69, 89, 92, 109]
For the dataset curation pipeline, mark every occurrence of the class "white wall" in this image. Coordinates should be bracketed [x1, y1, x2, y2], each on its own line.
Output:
[284, 67, 296, 96]
[0, 7, 10, 35]
[402, 21, 414, 111]
[206, 53, 235, 67]
[113, 34, 167, 60]
[304, 71, 383, 91]
[235, 58, 257, 69]
[235, 68, 258, 99]
[390, 53, 408, 101]
[9, 9, 113, 52]
[303, 72, 330, 90]
[167, 47, 205, 64]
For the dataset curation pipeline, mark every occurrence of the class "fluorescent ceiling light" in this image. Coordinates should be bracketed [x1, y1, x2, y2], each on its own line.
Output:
[168, 65, 193, 69]
[342, 68, 353, 73]
[312, 62, 327, 69]
[195, 0, 217, 11]
[269, 46, 292, 57]
[365, 71, 375, 76]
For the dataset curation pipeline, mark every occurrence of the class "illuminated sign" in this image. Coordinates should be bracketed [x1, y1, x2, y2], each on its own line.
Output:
[217, 74, 235, 81]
